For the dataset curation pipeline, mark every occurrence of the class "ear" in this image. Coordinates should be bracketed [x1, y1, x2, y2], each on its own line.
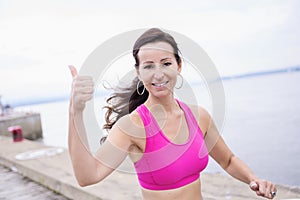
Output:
[177, 59, 182, 73]
[136, 68, 142, 80]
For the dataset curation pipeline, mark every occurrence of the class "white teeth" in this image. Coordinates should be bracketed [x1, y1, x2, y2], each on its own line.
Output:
[153, 81, 168, 87]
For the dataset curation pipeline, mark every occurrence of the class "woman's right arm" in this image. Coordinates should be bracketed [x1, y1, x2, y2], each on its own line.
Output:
[68, 65, 132, 186]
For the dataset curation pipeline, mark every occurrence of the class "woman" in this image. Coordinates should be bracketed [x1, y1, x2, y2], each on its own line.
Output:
[68, 28, 277, 199]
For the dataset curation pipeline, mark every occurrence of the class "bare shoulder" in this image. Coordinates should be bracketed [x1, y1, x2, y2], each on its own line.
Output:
[105, 111, 145, 152]
[114, 110, 145, 139]
[185, 104, 212, 137]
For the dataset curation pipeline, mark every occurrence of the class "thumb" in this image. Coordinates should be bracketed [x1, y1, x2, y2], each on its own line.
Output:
[68, 65, 78, 78]
[249, 181, 259, 191]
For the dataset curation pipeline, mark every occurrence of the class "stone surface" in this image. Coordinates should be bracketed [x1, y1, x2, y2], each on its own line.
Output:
[0, 165, 69, 200]
[0, 135, 300, 200]
[0, 112, 43, 140]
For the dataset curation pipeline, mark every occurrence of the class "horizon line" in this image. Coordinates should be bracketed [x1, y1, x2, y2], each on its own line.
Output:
[3, 65, 300, 108]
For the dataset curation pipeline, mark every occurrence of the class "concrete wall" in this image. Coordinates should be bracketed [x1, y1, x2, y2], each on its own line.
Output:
[0, 113, 43, 140]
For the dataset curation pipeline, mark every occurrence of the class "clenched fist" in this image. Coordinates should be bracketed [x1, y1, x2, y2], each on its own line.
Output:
[69, 65, 94, 113]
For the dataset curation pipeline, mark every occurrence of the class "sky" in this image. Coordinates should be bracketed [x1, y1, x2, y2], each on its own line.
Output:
[0, 0, 299, 106]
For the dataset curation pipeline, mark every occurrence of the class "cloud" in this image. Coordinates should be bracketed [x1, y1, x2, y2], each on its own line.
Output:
[0, 0, 299, 103]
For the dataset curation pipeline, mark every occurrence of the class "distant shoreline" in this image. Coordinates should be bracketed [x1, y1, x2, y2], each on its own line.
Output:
[6, 65, 300, 108]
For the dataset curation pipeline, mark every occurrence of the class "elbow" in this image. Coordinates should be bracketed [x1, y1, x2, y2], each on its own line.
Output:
[78, 181, 90, 187]
[76, 177, 92, 187]
[78, 181, 88, 187]
[72, 158, 104, 187]
[77, 178, 95, 187]
[73, 171, 93, 187]
[76, 175, 103, 187]
[74, 173, 96, 187]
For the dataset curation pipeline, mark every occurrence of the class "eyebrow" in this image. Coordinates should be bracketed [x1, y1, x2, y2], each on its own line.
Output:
[142, 57, 172, 64]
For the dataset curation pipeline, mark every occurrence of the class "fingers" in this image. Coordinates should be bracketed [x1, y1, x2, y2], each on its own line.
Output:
[74, 86, 94, 94]
[265, 182, 273, 199]
[269, 184, 277, 199]
[68, 65, 95, 112]
[72, 78, 94, 90]
[252, 179, 277, 199]
[69, 65, 78, 78]
[73, 94, 93, 105]
[257, 181, 267, 197]
[249, 181, 259, 191]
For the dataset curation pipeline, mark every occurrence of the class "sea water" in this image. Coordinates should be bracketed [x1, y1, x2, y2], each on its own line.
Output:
[14, 71, 300, 187]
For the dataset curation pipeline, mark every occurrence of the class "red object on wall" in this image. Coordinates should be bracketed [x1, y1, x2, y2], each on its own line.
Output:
[8, 126, 23, 142]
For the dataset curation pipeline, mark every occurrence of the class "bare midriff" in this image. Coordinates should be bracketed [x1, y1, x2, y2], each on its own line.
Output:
[140, 178, 203, 200]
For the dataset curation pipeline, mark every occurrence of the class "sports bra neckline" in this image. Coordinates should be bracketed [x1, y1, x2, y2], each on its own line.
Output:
[141, 99, 193, 146]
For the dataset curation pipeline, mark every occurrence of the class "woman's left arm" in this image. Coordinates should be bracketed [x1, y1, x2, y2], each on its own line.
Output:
[198, 107, 277, 199]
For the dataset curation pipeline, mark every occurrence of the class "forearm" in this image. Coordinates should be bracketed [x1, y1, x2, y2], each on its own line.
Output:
[205, 115, 277, 198]
[68, 111, 101, 186]
[224, 155, 259, 184]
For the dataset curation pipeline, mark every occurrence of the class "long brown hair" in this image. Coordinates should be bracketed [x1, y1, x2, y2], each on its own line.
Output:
[101, 28, 181, 142]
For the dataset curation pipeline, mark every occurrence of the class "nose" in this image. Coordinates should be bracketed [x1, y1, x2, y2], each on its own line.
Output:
[153, 67, 164, 80]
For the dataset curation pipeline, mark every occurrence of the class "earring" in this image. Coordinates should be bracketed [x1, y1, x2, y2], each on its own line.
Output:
[137, 80, 145, 95]
[175, 74, 183, 89]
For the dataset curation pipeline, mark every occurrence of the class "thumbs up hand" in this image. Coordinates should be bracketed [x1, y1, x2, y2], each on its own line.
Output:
[68, 65, 94, 113]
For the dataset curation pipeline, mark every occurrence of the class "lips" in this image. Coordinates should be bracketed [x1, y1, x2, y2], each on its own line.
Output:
[151, 81, 169, 87]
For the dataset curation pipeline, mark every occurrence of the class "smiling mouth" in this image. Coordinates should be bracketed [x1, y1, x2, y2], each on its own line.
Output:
[152, 81, 169, 87]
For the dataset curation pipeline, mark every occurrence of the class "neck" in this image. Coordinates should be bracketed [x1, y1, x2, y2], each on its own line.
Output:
[144, 94, 180, 114]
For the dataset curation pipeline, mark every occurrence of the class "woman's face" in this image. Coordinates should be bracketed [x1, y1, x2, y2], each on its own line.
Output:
[136, 41, 181, 98]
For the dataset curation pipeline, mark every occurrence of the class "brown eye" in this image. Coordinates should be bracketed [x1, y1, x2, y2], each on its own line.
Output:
[163, 62, 172, 67]
[144, 64, 154, 69]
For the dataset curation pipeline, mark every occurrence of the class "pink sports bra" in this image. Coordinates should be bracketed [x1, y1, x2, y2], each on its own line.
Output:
[134, 99, 209, 190]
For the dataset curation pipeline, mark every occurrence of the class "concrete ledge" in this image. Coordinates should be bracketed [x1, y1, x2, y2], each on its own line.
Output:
[0, 112, 43, 140]
[0, 136, 141, 200]
[1, 135, 300, 200]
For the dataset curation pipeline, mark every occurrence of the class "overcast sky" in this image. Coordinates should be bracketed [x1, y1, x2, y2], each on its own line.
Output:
[0, 0, 299, 104]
